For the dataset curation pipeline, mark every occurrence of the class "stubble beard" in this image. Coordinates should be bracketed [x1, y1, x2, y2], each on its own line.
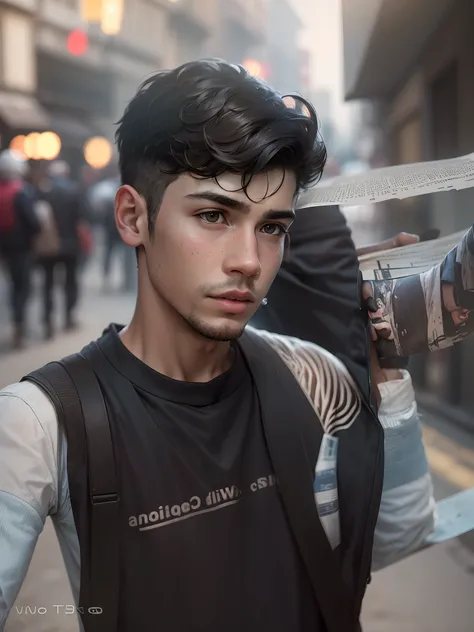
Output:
[185, 311, 248, 342]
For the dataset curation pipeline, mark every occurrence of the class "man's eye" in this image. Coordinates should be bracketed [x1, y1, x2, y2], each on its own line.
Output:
[199, 211, 225, 224]
[261, 223, 286, 236]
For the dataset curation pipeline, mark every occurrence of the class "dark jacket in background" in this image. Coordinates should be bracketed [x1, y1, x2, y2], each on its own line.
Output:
[30, 181, 86, 258]
[0, 185, 40, 255]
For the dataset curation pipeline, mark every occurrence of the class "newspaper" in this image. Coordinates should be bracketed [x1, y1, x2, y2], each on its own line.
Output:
[296, 153, 474, 207]
[359, 230, 467, 281]
[366, 225, 474, 359]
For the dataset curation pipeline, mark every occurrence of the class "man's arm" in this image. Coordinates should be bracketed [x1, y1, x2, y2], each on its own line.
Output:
[370, 369, 436, 570]
[372, 368, 474, 570]
[0, 382, 59, 628]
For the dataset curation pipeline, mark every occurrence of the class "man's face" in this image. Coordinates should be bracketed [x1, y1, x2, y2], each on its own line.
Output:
[140, 170, 296, 341]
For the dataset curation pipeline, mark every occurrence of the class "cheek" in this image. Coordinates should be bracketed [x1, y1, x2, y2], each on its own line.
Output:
[147, 224, 212, 289]
[259, 240, 285, 282]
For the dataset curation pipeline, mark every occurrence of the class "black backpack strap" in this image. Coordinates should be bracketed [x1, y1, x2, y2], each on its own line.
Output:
[239, 329, 357, 632]
[24, 354, 119, 632]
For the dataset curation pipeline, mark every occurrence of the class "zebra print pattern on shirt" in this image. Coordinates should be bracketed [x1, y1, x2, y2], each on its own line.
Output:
[248, 328, 362, 548]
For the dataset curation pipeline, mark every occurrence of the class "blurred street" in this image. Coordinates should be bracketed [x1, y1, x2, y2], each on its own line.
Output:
[0, 247, 474, 632]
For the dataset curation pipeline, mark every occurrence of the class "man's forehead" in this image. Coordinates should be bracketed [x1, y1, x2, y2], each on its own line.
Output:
[183, 169, 296, 203]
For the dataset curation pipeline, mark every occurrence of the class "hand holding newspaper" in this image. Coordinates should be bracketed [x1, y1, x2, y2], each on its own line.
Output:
[362, 225, 474, 359]
[294, 150, 474, 359]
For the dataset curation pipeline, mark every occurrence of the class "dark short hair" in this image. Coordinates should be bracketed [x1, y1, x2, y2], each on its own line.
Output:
[116, 59, 326, 232]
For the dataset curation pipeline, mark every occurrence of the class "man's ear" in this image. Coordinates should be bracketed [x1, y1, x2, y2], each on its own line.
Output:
[115, 185, 148, 248]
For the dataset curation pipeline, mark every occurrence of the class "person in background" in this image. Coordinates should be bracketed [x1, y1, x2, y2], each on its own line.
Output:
[89, 175, 137, 293]
[29, 160, 85, 339]
[49, 160, 74, 190]
[95, 176, 123, 292]
[50, 160, 94, 272]
[0, 150, 40, 349]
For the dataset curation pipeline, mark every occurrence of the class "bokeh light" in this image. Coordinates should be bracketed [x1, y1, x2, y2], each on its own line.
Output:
[37, 132, 61, 160]
[24, 133, 42, 160]
[81, 0, 102, 22]
[243, 59, 264, 78]
[67, 30, 89, 56]
[9, 135, 27, 156]
[84, 136, 113, 169]
[22, 132, 62, 160]
[100, 0, 125, 35]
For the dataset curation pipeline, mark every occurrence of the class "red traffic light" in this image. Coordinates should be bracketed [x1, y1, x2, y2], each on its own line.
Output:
[67, 29, 89, 56]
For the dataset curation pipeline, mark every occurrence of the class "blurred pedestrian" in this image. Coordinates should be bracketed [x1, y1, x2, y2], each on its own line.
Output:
[50, 160, 94, 272]
[92, 176, 121, 291]
[29, 160, 86, 339]
[0, 150, 40, 349]
[89, 175, 136, 293]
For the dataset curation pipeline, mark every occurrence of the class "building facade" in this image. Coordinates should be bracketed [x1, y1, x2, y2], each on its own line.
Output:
[204, 0, 266, 68]
[0, 0, 231, 170]
[342, 0, 474, 421]
[0, 0, 49, 148]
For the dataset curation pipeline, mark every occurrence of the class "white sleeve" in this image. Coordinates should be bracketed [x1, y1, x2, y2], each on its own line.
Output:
[0, 381, 60, 628]
[371, 370, 436, 571]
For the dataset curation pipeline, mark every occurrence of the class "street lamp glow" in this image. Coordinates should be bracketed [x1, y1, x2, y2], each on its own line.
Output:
[37, 132, 61, 161]
[81, 0, 103, 22]
[24, 133, 42, 160]
[23, 132, 62, 160]
[9, 135, 27, 157]
[243, 59, 264, 78]
[84, 136, 113, 169]
[100, 0, 124, 35]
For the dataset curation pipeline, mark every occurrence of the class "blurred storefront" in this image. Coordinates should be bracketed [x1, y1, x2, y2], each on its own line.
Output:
[0, 0, 49, 148]
[1, 0, 278, 172]
[35, 17, 112, 174]
[165, 0, 210, 66]
[342, 0, 474, 421]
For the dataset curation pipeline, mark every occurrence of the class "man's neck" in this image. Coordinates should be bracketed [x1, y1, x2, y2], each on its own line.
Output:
[119, 293, 234, 384]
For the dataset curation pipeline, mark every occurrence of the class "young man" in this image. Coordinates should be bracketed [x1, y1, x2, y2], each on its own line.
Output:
[0, 61, 433, 632]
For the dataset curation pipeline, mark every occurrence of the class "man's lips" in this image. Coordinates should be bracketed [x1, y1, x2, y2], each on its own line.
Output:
[209, 291, 256, 314]
[211, 291, 255, 303]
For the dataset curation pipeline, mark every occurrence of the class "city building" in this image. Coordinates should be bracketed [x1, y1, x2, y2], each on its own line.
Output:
[0, 0, 49, 149]
[0, 0, 219, 172]
[35, 0, 114, 171]
[342, 0, 474, 421]
[205, 0, 266, 69]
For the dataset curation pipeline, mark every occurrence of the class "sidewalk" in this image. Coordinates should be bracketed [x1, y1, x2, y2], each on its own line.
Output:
[362, 542, 474, 632]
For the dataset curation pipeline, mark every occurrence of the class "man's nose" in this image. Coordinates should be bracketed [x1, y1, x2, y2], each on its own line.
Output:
[223, 230, 261, 279]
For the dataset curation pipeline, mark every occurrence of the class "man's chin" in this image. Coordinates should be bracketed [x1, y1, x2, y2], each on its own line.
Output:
[186, 314, 248, 342]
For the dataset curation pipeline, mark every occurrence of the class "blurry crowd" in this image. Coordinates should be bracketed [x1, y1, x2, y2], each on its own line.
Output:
[0, 151, 135, 351]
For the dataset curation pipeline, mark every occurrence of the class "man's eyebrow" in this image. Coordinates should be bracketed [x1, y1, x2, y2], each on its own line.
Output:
[186, 191, 295, 221]
[262, 209, 295, 222]
[185, 191, 250, 210]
